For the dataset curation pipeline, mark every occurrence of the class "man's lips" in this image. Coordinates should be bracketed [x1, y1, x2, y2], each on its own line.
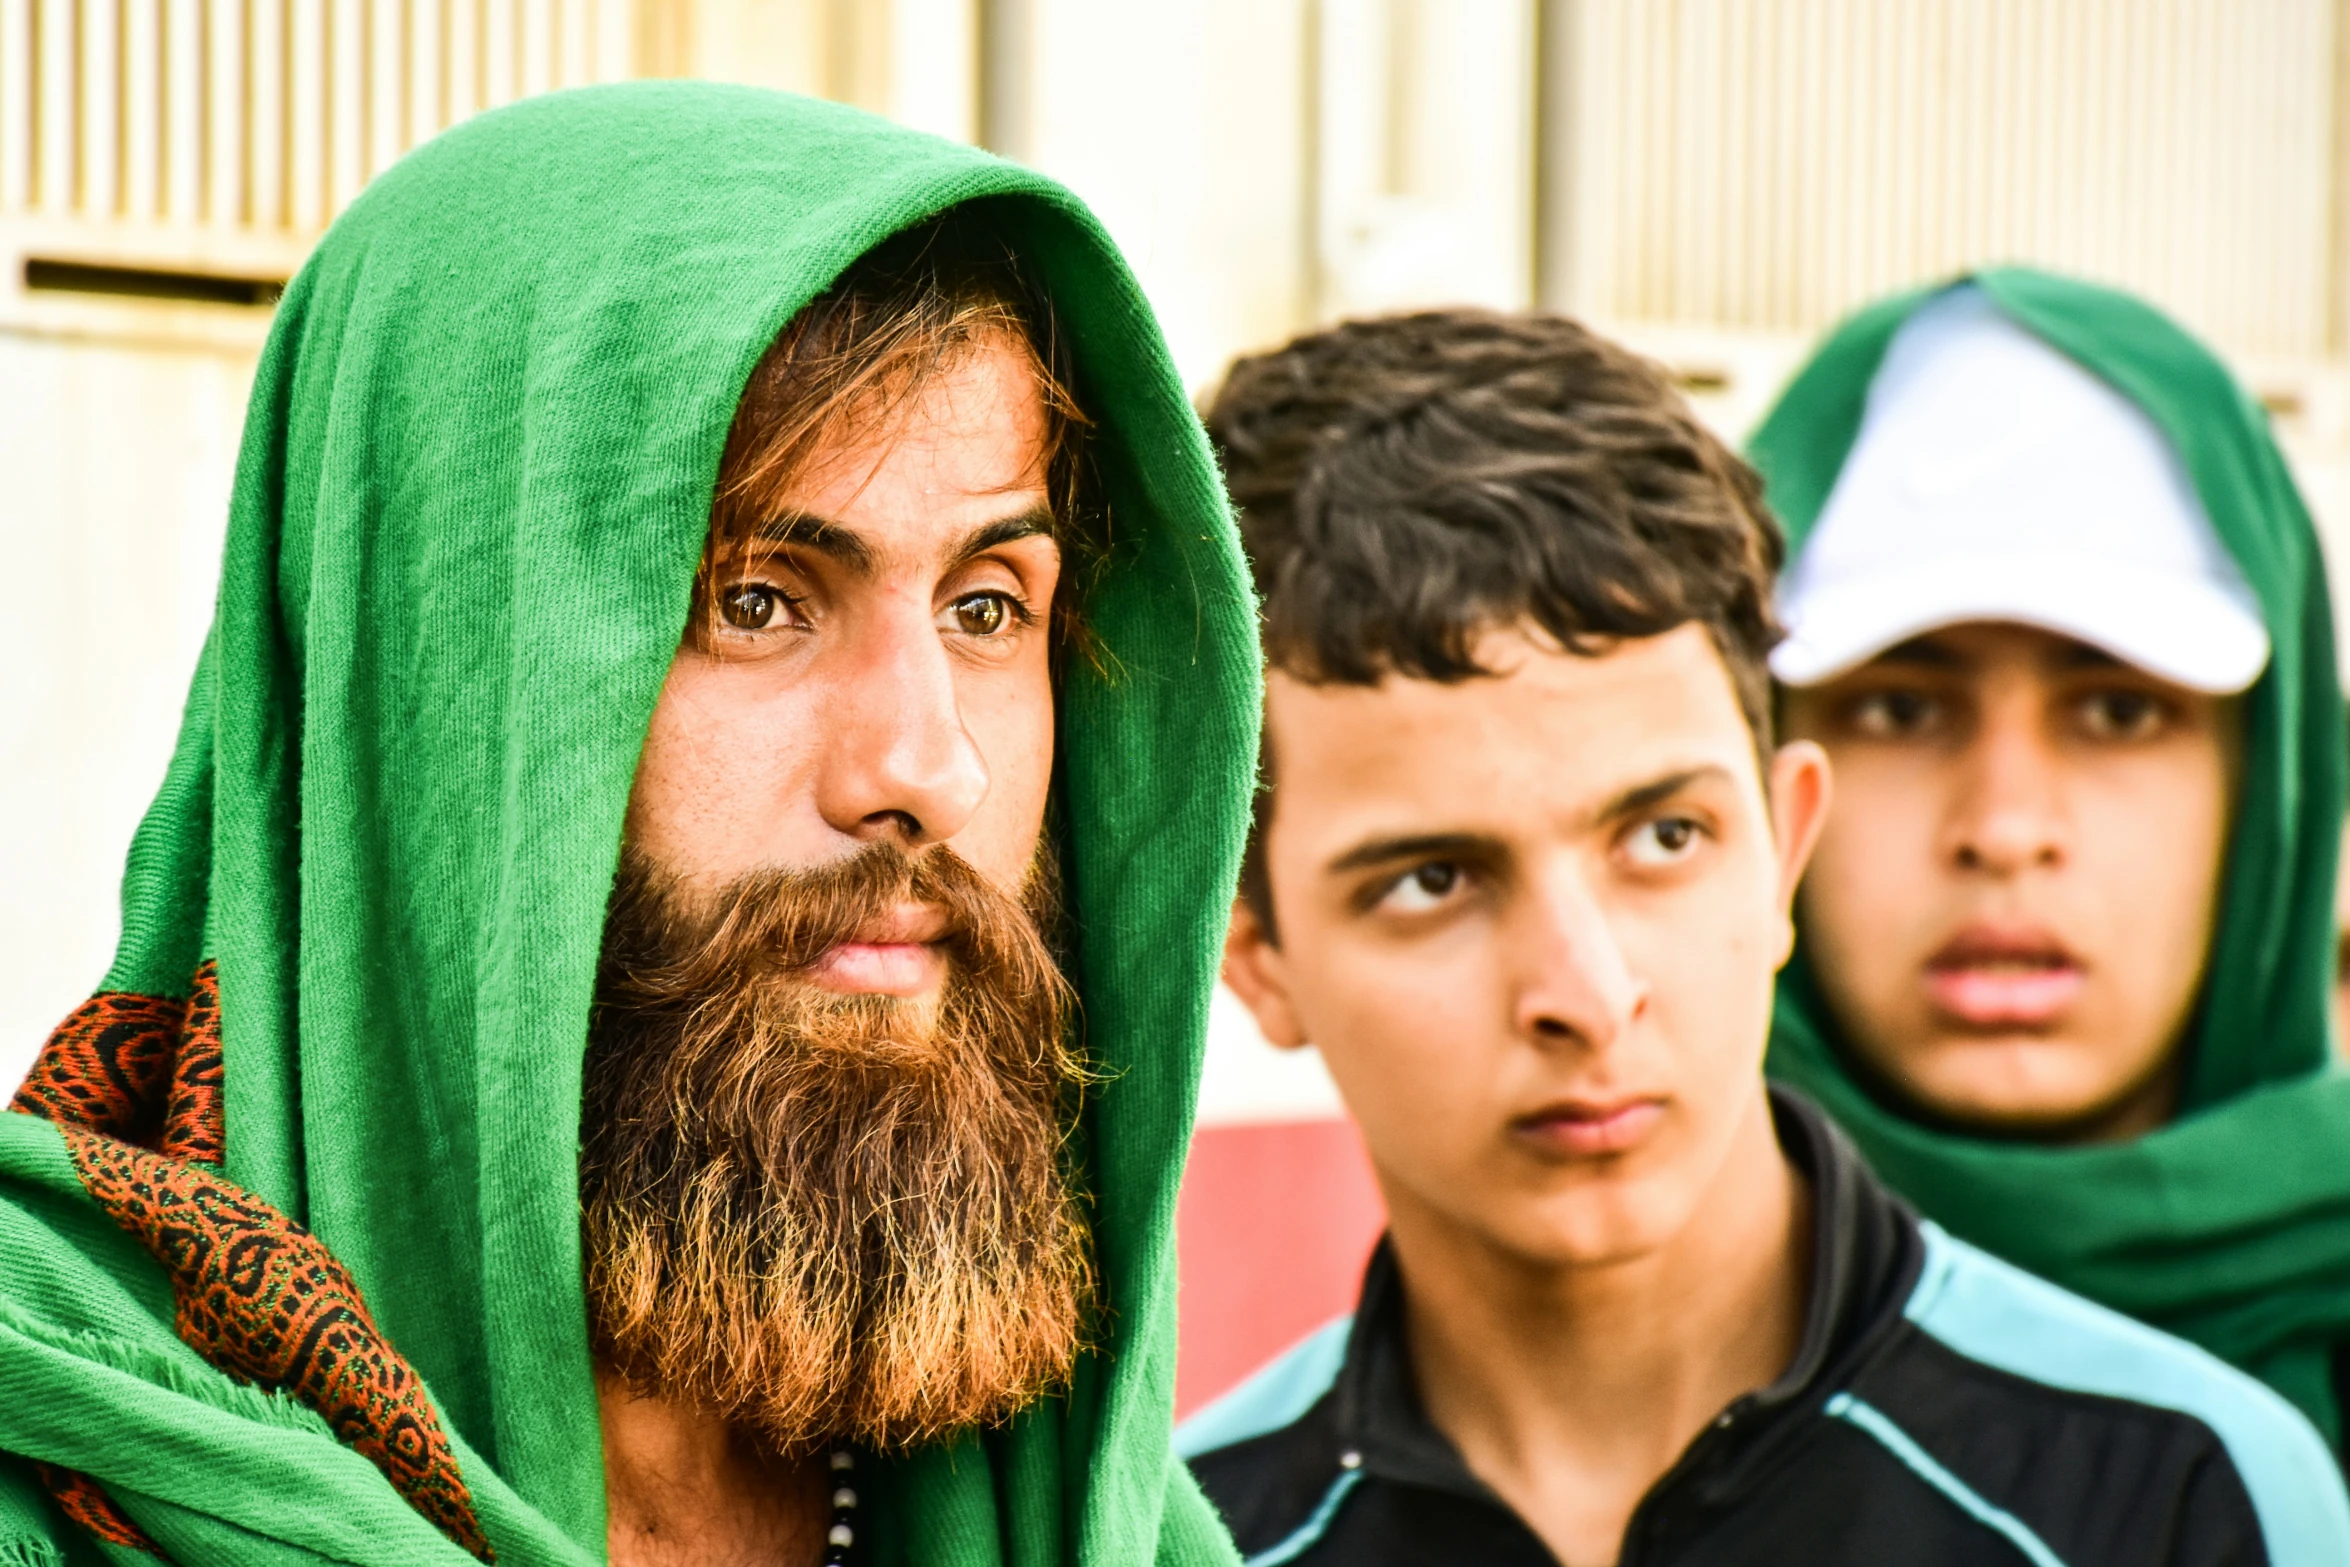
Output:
[1509, 1096, 1667, 1157]
[803, 903, 950, 997]
[1923, 925, 2085, 1027]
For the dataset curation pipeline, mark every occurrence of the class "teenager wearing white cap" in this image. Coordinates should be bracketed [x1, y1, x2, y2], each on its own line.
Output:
[1753, 271, 2350, 1457]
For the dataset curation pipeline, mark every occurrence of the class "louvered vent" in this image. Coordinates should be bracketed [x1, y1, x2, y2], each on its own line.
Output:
[0, 0, 630, 240]
[1552, 0, 2344, 359]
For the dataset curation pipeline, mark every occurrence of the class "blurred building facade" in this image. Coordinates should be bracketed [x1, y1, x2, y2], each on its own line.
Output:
[10, 0, 2350, 1407]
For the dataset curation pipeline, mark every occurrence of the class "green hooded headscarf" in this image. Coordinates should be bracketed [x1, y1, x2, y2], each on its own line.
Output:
[1754, 267, 2350, 1449]
[0, 83, 1258, 1565]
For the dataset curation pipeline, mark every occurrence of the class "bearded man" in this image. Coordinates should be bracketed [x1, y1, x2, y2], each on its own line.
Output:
[0, 83, 1259, 1567]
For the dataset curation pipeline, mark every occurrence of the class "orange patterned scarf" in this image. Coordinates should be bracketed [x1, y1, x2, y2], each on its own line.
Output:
[9, 964, 492, 1560]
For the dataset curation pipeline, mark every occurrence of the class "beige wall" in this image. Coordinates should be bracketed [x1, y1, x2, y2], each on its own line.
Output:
[0, 324, 245, 1070]
[7, 0, 2350, 1085]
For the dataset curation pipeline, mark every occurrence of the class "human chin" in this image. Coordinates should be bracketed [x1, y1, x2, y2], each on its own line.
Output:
[1892, 1029, 2129, 1132]
[1502, 1149, 1707, 1267]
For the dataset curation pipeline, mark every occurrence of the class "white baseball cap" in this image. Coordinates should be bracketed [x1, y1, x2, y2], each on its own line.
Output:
[1771, 286, 2270, 693]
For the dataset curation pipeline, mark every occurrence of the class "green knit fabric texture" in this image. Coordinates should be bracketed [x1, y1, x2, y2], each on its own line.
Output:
[0, 82, 1259, 1565]
[1753, 267, 2350, 1446]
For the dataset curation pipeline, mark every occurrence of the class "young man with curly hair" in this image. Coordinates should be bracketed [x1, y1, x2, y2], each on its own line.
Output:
[1179, 309, 2349, 1565]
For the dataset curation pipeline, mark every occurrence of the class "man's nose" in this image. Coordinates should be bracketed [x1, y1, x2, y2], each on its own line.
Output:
[1512, 871, 1647, 1052]
[1943, 702, 2068, 876]
[815, 603, 990, 847]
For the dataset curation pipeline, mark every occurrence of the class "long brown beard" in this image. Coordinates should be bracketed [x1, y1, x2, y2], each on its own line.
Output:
[578, 842, 1092, 1452]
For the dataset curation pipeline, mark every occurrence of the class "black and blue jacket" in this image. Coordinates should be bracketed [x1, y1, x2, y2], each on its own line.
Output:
[1179, 1092, 2350, 1566]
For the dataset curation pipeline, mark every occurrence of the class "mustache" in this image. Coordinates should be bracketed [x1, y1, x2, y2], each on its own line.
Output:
[596, 839, 1056, 998]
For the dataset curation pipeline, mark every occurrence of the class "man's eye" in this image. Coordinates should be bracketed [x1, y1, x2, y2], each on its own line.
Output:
[718, 584, 788, 631]
[2077, 689, 2167, 741]
[1624, 816, 1704, 868]
[1849, 690, 1942, 739]
[947, 592, 1021, 637]
[1381, 862, 1462, 913]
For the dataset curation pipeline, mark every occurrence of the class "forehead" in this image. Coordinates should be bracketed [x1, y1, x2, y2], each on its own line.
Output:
[1263, 624, 1761, 850]
[750, 333, 1054, 564]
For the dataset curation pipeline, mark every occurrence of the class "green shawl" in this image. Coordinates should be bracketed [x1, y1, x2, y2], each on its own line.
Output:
[0, 83, 1259, 1565]
[1753, 267, 2350, 1447]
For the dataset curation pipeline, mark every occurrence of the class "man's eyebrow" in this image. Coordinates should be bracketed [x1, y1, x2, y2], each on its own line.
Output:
[745, 508, 1055, 575]
[1327, 831, 1501, 877]
[947, 507, 1058, 567]
[1593, 765, 1735, 827]
[1322, 768, 1732, 874]
[751, 515, 876, 572]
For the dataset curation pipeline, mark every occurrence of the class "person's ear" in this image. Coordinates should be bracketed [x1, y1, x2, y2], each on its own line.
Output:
[1765, 740, 1833, 960]
[1222, 897, 1311, 1051]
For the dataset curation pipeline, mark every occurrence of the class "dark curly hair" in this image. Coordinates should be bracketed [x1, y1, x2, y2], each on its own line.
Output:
[1205, 308, 1785, 937]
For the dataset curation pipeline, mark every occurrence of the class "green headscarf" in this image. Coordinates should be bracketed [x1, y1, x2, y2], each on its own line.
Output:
[0, 83, 1258, 1565]
[1755, 267, 2350, 1447]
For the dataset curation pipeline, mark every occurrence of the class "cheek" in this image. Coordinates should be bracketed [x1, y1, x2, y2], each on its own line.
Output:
[2079, 757, 2234, 981]
[1640, 872, 1782, 1070]
[951, 656, 1058, 882]
[1808, 752, 1935, 877]
[1797, 759, 1943, 962]
[1286, 922, 1498, 1159]
[625, 659, 817, 874]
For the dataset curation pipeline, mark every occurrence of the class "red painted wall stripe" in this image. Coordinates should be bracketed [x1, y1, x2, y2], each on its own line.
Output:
[1174, 1118, 1386, 1417]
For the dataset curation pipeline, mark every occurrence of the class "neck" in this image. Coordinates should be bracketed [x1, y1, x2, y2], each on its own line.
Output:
[1384, 1089, 1809, 1567]
[598, 1368, 831, 1567]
